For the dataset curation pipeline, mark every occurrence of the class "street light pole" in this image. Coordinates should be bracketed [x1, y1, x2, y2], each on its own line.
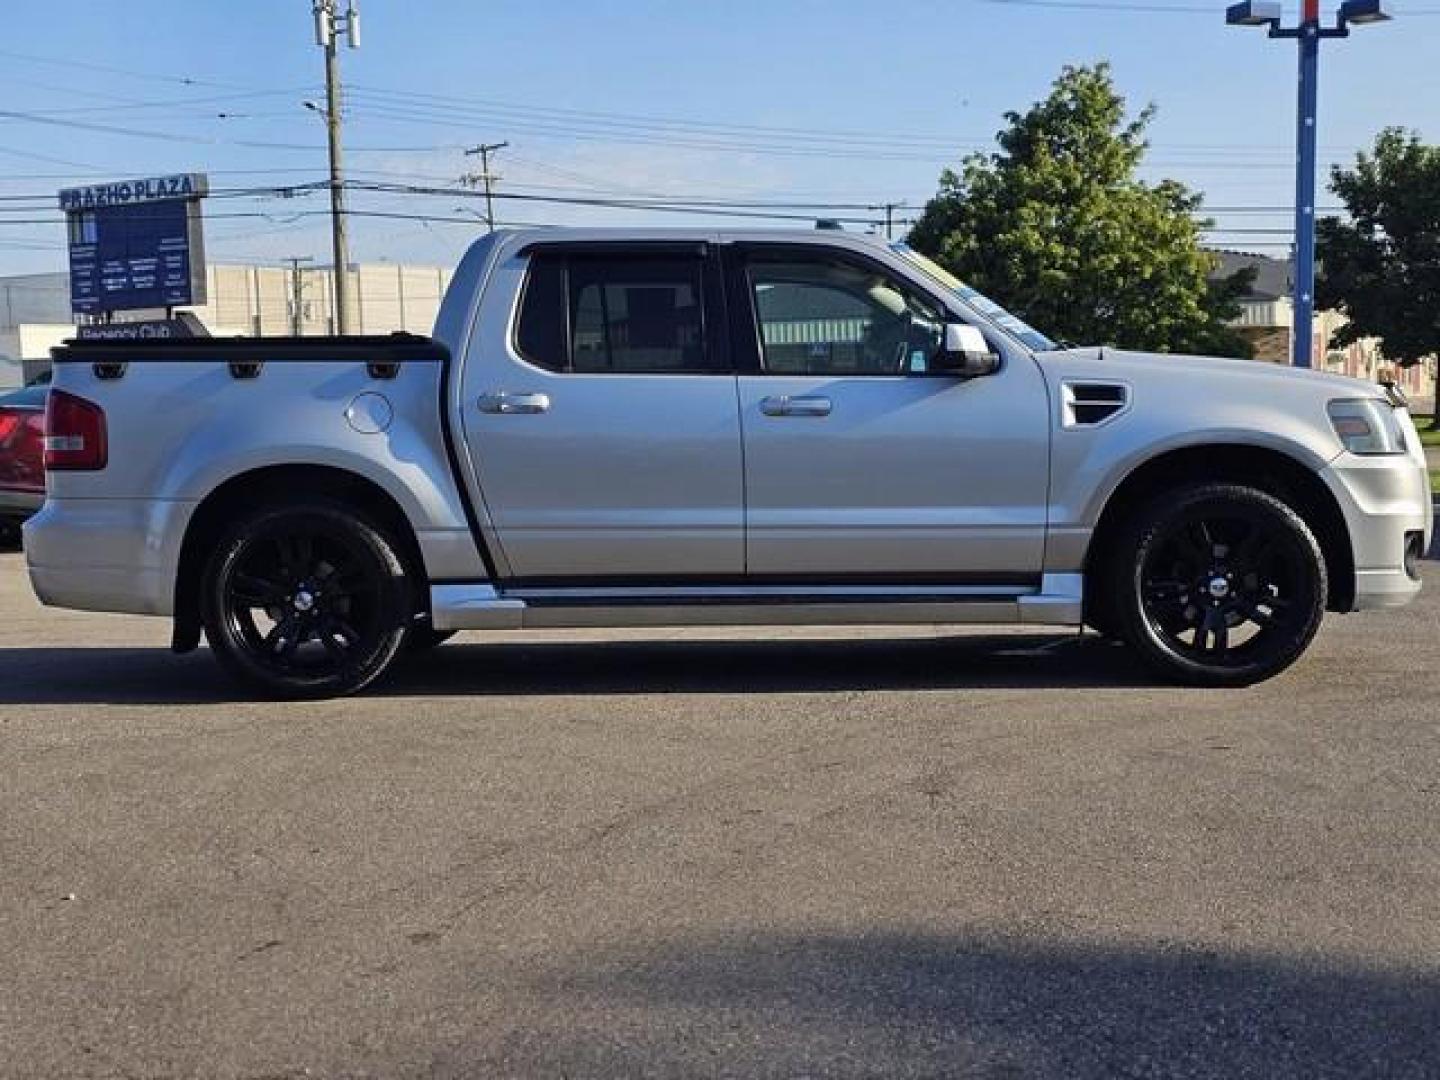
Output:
[1292, 4, 1323, 370]
[1226, 0, 1391, 369]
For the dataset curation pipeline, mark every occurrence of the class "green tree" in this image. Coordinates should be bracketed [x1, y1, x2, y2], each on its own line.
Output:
[908, 64, 1252, 357]
[1316, 128, 1440, 426]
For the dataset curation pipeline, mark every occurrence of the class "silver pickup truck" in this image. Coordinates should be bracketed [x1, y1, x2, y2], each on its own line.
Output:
[24, 229, 1432, 697]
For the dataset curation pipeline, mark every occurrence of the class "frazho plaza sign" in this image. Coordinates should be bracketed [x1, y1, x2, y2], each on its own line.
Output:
[58, 174, 209, 212]
[58, 172, 209, 315]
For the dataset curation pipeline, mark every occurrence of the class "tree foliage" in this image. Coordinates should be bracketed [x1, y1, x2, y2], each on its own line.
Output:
[907, 64, 1252, 357]
[1316, 128, 1440, 413]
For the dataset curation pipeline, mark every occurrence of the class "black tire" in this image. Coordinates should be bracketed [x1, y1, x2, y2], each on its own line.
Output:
[200, 500, 412, 698]
[1104, 482, 1327, 687]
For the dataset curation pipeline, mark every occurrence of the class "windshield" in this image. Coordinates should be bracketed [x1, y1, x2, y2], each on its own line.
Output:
[890, 243, 1058, 352]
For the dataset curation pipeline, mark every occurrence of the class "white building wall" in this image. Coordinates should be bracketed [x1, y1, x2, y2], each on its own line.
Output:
[0, 274, 70, 328]
[0, 276, 71, 385]
[0, 262, 455, 380]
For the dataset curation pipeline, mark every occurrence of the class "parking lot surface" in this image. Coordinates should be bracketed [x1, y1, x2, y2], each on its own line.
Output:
[1, 545, 1437, 1079]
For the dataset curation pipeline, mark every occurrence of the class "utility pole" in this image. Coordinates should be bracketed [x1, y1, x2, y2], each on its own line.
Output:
[463, 142, 509, 232]
[284, 256, 314, 336]
[312, 1, 360, 334]
[881, 202, 904, 241]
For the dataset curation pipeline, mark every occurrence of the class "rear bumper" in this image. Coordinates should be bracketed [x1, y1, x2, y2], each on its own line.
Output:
[1319, 452, 1432, 611]
[23, 496, 195, 616]
[0, 487, 43, 521]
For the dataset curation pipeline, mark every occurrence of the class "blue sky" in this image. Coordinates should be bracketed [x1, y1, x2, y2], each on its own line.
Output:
[1, 0, 1437, 273]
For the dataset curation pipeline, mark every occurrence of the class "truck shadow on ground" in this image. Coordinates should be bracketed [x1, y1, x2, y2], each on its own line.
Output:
[385, 632, 1159, 698]
[0, 632, 1162, 705]
[438, 931, 1440, 1078]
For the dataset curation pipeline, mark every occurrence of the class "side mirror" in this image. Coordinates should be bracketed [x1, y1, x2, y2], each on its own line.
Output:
[934, 323, 1001, 377]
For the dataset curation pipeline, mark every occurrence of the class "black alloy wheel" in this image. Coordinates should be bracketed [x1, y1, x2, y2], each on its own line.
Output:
[201, 502, 410, 698]
[1109, 483, 1327, 686]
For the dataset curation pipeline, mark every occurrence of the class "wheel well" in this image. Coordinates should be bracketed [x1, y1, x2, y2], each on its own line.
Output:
[1084, 445, 1355, 616]
[171, 465, 427, 652]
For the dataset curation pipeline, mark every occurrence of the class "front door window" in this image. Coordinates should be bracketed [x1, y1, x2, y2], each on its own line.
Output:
[748, 258, 947, 376]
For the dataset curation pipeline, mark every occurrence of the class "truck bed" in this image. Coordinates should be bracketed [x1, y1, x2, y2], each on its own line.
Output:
[33, 331, 487, 617]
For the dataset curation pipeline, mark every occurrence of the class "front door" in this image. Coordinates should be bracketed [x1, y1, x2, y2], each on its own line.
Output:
[731, 245, 1051, 581]
[459, 242, 744, 581]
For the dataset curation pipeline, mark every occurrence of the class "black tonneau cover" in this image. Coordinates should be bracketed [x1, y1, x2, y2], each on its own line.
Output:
[50, 332, 448, 366]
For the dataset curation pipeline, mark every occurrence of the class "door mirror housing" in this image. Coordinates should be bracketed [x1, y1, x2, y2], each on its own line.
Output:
[934, 323, 1001, 377]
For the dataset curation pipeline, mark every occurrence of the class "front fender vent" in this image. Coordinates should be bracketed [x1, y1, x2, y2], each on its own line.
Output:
[1062, 381, 1129, 428]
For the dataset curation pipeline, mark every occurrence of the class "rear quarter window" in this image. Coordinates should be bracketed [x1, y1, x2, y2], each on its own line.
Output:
[514, 252, 568, 373]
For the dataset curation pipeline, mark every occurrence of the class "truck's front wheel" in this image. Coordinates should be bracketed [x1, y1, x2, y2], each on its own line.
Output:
[200, 501, 410, 698]
[1107, 483, 1327, 686]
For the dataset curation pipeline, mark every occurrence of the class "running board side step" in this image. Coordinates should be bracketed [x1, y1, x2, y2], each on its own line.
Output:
[430, 574, 1084, 631]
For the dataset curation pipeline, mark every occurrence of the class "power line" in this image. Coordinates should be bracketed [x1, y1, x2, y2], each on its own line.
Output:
[0, 177, 1357, 228]
[0, 84, 1376, 170]
[345, 101, 1359, 166]
[14, 87, 319, 118]
[347, 84, 971, 148]
[978, 0, 1440, 12]
[343, 83, 1372, 157]
[0, 145, 105, 171]
[0, 47, 249, 88]
[0, 105, 457, 154]
[981, 0, 1212, 12]
[346, 180, 892, 225]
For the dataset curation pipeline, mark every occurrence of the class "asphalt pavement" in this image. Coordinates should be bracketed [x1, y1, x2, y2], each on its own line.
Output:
[1, 542, 1437, 1079]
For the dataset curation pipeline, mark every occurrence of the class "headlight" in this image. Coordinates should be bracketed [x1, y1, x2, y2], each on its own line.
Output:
[1328, 398, 1408, 456]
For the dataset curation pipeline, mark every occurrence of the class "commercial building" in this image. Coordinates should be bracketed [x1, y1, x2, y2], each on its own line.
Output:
[0, 261, 453, 387]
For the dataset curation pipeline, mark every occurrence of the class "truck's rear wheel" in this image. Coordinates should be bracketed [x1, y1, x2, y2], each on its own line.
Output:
[1107, 483, 1327, 686]
[200, 501, 410, 698]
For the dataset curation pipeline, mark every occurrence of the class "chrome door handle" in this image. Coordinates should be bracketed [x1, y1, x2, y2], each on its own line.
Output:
[479, 391, 551, 415]
[760, 395, 832, 418]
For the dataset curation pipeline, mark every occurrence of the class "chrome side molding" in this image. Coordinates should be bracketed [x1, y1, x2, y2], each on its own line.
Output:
[431, 576, 1087, 632]
[430, 583, 525, 630]
[1017, 572, 1085, 625]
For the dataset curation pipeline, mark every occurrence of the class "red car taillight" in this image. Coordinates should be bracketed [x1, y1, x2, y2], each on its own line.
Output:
[44, 389, 108, 471]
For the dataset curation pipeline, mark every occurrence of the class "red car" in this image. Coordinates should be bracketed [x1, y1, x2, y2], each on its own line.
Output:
[0, 383, 46, 546]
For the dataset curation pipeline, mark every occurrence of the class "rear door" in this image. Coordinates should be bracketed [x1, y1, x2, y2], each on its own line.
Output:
[729, 243, 1051, 581]
[457, 241, 744, 581]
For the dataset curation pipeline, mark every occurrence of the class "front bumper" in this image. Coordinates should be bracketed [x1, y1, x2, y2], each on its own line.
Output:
[1319, 450, 1432, 611]
[23, 496, 196, 616]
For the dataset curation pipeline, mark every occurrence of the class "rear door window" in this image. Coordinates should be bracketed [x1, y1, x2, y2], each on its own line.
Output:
[515, 251, 722, 374]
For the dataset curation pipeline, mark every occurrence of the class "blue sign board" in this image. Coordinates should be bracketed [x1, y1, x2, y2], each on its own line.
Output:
[59, 174, 208, 316]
